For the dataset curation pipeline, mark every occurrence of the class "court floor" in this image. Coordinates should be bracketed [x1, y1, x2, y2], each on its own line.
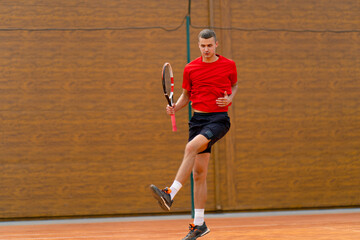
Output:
[0, 209, 359, 240]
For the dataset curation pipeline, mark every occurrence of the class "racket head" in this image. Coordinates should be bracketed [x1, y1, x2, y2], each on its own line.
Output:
[162, 62, 174, 106]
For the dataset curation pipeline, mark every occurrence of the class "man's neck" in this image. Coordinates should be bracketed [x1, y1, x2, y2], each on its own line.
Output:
[202, 55, 219, 63]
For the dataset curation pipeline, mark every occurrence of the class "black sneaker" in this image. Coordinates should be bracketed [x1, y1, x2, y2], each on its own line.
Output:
[149, 184, 173, 211]
[182, 222, 210, 240]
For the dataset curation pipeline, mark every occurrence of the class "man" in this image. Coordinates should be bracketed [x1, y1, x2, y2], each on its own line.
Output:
[150, 29, 238, 240]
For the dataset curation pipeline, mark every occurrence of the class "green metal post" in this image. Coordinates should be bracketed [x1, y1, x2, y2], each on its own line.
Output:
[186, 2, 194, 219]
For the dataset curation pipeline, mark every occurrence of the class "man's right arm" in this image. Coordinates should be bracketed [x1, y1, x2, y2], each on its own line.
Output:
[166, 89, 190, 115]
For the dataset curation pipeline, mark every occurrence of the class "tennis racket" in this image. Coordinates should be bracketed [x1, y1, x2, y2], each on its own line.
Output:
[162, 62, 177, 132]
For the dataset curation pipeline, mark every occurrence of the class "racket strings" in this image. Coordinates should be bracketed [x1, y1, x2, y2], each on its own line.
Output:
[163, 66, 173, 95]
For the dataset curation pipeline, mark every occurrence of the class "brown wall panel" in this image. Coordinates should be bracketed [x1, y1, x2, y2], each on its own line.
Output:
[0, 0, 359, 219]
[0, 0, 197, 219]
[228, 0, 360, 210]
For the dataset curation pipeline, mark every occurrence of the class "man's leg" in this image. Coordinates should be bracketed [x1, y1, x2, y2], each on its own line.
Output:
[193, 153, 210, 226]
[174, 134, 210, 185]
[149, 134, 209, 211]
[180, 152, 211, 240]
[180, 149, 211, 239]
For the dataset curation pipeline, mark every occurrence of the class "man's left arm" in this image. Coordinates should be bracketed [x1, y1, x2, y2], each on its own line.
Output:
[228, 82, 238, 103]
[216, 82, 238, 107]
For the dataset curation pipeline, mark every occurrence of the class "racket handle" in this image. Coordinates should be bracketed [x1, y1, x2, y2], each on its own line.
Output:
[171, 114, 177, 132]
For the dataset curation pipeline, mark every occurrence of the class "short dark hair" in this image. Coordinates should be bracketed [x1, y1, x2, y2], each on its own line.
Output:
[198, 29, 217, 42]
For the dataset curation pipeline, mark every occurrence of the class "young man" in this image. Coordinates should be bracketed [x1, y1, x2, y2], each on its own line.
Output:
[150, 29, 238, 240]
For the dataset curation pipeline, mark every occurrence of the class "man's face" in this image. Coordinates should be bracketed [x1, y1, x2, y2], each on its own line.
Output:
[198, 37, 218, 62]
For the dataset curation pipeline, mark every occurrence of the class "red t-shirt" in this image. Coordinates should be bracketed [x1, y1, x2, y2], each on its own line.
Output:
[182, 55, 237, 112]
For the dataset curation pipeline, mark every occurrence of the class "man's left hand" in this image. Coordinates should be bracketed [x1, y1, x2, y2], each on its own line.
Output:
[216, 91, 232, 107]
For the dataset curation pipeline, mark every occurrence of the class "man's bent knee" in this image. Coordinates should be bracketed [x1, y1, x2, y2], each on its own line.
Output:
[186, 135, 210, 154]
[185, 142, 198, 154]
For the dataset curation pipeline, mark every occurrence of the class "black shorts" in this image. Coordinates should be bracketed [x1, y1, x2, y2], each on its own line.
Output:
[188, 112, 231, 154]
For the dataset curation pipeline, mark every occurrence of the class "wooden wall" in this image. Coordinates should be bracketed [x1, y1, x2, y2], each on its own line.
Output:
[210, 0, 360, 210]
[0, 0, 359, 219]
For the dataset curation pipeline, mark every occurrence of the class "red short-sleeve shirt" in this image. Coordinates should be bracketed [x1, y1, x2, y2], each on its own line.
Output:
[182, 55, 237, 112]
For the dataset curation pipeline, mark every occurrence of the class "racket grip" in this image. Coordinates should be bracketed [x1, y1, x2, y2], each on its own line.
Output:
[171, 114, 177, 132]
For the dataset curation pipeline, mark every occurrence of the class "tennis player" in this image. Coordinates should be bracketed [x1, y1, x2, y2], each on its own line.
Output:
[150, 29, 238, 240]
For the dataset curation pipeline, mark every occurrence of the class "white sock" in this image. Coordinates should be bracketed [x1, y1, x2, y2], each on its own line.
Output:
[169, 180, 182, 200]
[194, 209, 205, 226]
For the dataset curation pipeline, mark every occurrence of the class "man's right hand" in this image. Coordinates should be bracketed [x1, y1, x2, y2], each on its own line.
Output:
[166, 104, 176, 115]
